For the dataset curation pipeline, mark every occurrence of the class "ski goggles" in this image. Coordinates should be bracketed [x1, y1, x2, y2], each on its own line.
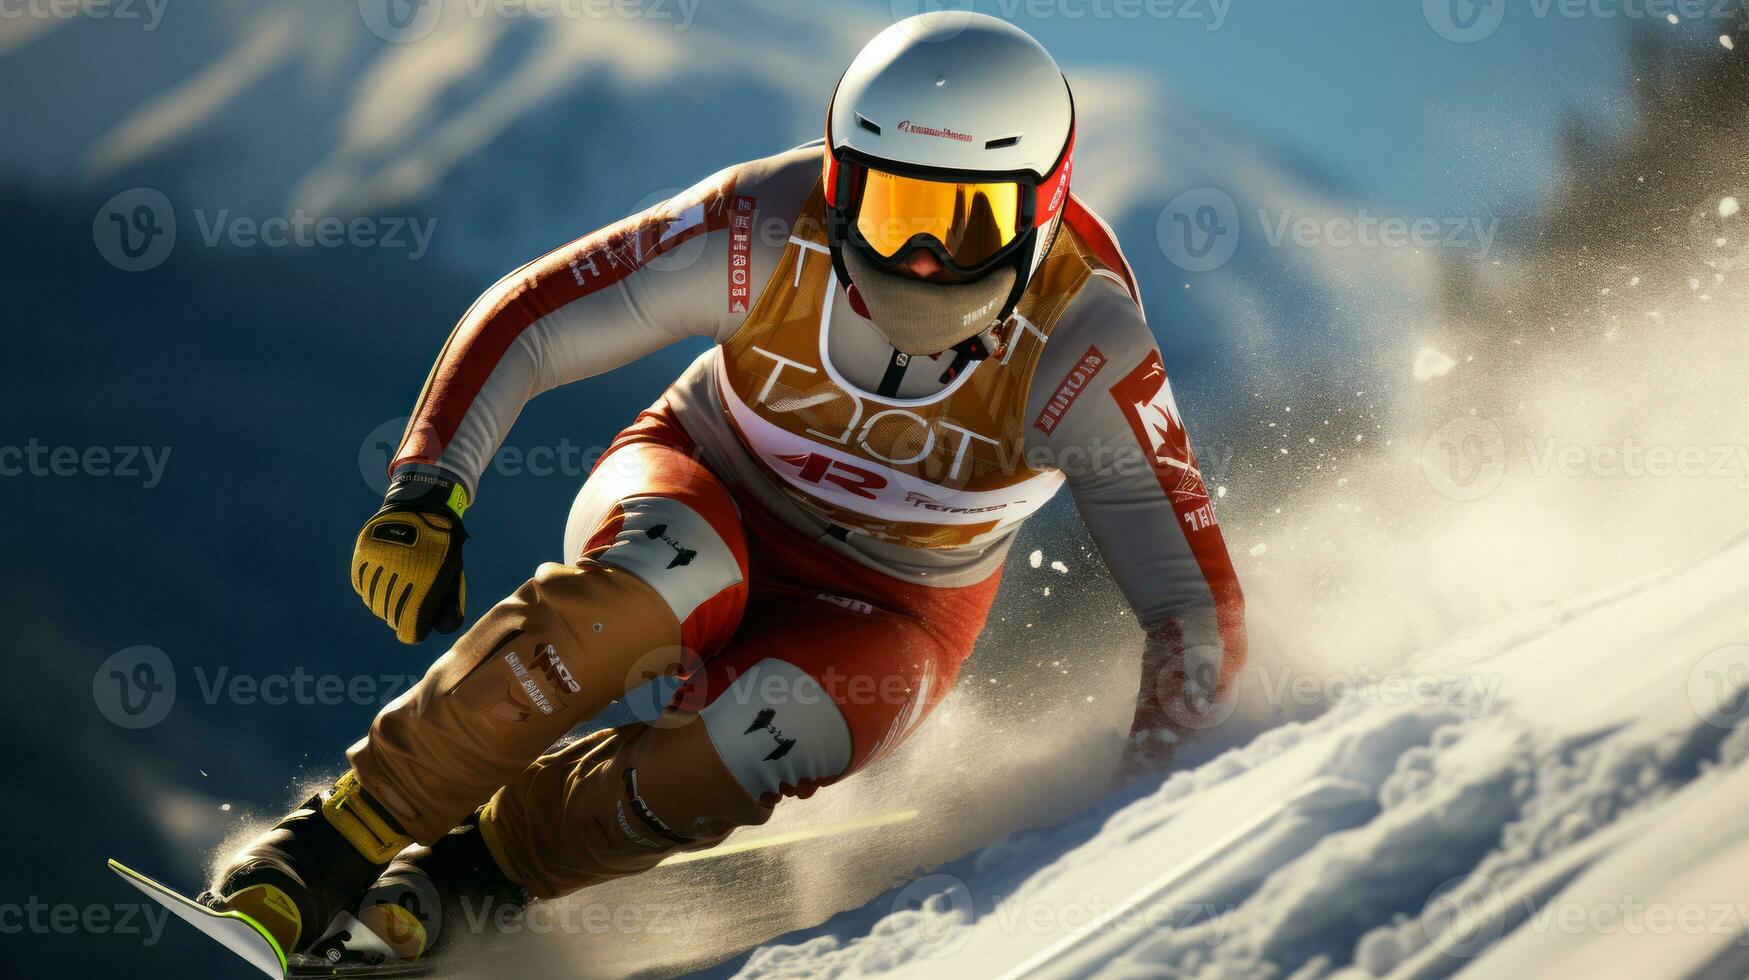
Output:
[849, 167, 1028, 274]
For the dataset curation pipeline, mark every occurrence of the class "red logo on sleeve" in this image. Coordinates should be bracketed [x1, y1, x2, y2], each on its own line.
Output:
[1110, 350, 1213, 520]
[1032, 345, 1107, 434]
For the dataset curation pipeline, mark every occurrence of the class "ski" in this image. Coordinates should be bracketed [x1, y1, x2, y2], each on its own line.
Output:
[109, 858, 288, 979]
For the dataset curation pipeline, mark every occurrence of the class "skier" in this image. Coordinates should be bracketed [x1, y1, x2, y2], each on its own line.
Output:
[206, 12, 1245, 963]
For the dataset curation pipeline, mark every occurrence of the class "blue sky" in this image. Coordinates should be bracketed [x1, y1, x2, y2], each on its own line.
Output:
[838, 0, 1678, 219]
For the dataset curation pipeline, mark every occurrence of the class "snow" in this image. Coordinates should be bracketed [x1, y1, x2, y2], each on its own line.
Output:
[1412, 348, 1456, 381]
[728, 536, 1749, 979]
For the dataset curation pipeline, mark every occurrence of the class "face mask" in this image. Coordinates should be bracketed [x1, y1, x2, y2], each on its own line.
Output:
[842, 246, 1016, 356]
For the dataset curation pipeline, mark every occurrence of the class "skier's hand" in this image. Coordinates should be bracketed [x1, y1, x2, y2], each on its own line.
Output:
[352, 472, 470, 644]
[1117, 628, 1231, 784]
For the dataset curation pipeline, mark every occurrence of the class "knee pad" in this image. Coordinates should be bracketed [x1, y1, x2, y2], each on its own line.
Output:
[698, 659, 854, 801]
[576, 494, 748, 653]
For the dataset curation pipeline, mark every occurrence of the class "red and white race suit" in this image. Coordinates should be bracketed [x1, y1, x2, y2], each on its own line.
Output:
[352, 144, 1246, 896]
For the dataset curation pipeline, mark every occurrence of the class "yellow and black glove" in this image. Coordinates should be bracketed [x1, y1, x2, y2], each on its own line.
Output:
[352, 472, 470, 644]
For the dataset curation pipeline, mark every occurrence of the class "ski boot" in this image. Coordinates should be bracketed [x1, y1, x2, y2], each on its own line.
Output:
[203, 773, 409, 958]
[304, 811, 530, 970]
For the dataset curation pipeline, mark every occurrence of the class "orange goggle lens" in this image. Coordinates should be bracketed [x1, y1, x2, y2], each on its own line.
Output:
[853, 168, 1023, 269]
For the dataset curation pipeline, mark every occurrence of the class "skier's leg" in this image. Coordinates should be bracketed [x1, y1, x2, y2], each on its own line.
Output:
[469, 582, 995, 901]
[210, 435, 748, 953]
[346, 436, 750, 846]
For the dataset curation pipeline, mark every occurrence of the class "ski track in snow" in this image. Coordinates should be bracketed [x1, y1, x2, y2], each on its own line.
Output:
[723, 535, 1749, 980]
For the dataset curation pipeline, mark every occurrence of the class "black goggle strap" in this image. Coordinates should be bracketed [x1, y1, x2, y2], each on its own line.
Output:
[938, 334, 992, 385]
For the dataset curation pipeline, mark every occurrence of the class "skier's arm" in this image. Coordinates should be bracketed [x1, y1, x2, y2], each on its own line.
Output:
[353, 148, 814, 644]
[1024, 276, 1247, 775]
[389, 168, 752, 496]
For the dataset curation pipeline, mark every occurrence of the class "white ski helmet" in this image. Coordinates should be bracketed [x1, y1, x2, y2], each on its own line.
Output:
[824, 12, 1075, 357]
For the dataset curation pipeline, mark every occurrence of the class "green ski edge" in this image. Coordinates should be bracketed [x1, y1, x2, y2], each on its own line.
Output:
[108, 858, 289, 978]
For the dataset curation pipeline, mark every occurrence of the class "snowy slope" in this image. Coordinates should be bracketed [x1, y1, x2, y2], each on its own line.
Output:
[727, 535, 1749, 979]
